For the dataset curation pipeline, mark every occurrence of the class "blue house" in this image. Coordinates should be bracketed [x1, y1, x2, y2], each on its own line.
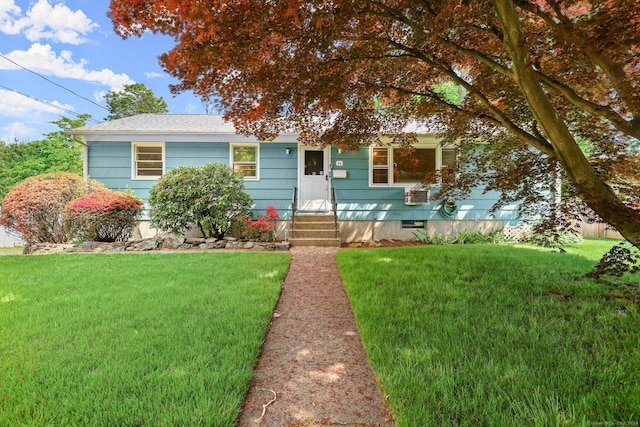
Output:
[68, 114, 520, 243]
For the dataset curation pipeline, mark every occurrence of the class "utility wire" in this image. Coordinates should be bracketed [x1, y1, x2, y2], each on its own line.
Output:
[0, 84, 101, 124]
[0, 53, 109, 111]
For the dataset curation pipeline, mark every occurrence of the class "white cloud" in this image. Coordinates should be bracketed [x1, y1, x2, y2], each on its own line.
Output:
[1, 121, 36, 143]
[1, 43, 133, 90]
[1, 0, 97, 45]
[0, 88, 73, 118]
[93, 89, 107, 103]
[0, 88, 74, 141]
[0, 0, 22, 35]
[145, 72, 164, 79]
[185, 103, 199, 114]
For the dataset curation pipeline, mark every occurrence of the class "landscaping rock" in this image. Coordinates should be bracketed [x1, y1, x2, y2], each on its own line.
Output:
[185, 237, 205, 245]
[275, 242, 291, 251]
[28, 243, 74, 254]
[163, 235, 185, 249]
[127, 238, 162, 251]
[24, 237, 290, 254]
[73, 242, 126, 253]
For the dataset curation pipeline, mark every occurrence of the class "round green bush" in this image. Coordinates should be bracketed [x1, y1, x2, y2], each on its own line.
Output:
[148, 163, 253, 238]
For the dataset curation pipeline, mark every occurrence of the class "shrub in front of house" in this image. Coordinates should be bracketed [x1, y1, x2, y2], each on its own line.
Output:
[148, 163, 253, 238]
[65, 190, 143, 242]
[241, 205, 280, 241]
[0, 172, 105, 244]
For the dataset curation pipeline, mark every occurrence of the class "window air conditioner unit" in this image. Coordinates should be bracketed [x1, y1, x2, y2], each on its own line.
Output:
[405, 184, 431, 205]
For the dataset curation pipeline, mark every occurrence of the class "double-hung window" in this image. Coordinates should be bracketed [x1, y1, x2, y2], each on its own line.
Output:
[132, 142, 164, 179]
[441, 148, 457, 183]
[230, 143, 259, 180]
[370, 145, 456, 186]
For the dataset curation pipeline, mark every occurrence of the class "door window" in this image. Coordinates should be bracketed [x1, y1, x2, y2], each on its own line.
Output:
[304, 150, 324, 175]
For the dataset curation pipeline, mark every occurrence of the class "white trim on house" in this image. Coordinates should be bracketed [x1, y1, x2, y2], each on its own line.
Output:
[229, 143, 260, 181]
[368, 143, 456, 188]
[298, 145, 332, 211]
[131, 142, 165, 180]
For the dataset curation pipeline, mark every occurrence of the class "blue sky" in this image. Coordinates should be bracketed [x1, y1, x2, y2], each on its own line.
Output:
[0, 0, 206, 142]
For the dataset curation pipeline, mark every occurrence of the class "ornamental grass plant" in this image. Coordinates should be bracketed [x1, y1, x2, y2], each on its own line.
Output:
[338, 239, 640, 426]
[0, 252, 289, 426]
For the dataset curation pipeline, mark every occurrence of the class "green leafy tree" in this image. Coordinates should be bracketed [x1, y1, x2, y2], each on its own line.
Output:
[104, 83, 169, 121]
[0, 115, 87, 200]
[148, 163, 252, 238]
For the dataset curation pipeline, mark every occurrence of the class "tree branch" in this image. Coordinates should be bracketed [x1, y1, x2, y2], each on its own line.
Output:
[535, 72, 640, 139]
[384, 38, 554, 154]
[515, 0, 640, 127]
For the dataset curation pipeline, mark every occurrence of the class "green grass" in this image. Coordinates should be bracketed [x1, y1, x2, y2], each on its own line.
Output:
[0, 252, 289, 426]
[337, 239, 640, 426]
[0, 246, 22, 255]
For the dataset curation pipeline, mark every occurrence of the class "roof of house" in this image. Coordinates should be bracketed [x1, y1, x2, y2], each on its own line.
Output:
[66, 113, 443, 142]
[67, 114, 240, 135]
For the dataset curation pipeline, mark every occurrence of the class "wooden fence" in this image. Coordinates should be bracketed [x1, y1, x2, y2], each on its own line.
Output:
[579, 222, 623, 240]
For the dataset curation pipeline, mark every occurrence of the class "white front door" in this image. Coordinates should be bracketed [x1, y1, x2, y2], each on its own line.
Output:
[299, 146, 330, 211]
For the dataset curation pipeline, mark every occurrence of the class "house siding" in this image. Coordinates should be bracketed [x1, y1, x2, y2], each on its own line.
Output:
[243, 143, 298, 216]
[87, 140, 299, 219]
[87, 140, 519, 230]
[330, 147, 519, 224]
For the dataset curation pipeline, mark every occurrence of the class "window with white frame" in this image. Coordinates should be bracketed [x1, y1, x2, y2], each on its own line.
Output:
[132, 142, 164, 179]
[230, 143, 259, 180]
[370, 145, 455, 186]
[441, 147, 457, 183]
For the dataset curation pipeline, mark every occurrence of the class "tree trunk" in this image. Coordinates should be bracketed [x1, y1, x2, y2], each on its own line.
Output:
[493, 0, 640, 249]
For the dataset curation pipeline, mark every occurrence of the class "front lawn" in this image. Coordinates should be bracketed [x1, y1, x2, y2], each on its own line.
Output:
[0, 246, 22, 255]
[338, 240, 640, 426]
[0, 252, 289, 426]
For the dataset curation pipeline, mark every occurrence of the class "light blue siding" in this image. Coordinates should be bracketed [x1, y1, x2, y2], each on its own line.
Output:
[87, 140, 298, 219]
[87, 140, 518, 223]
[166, 141, 229, 170]
[245, 143, 297, 217]
[330, 147, 519, 222]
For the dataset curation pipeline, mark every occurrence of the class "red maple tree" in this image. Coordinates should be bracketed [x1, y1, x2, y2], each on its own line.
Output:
[109, 0, 640, 249]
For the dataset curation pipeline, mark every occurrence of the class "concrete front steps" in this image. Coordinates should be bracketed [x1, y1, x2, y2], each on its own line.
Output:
[289, 213, 341, 247]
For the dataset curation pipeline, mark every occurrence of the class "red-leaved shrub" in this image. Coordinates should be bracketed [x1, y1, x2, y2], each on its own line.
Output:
[0, 172, 104, 244]
[65, 190, 143, 242]
[242, 205, 280, 241]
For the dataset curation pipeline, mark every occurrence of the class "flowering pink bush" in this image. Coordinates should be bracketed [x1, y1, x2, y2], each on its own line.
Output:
[65, 190, 143, 242]
[0, 172, 104, 243]
[242, 206, 280, 241]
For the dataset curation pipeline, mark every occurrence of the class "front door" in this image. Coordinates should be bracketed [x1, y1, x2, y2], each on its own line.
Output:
[299, 146, 330, 211]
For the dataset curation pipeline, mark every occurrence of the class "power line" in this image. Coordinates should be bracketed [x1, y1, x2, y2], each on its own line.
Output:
[0, 84, 101, 124]
[0, 53, 109, 111]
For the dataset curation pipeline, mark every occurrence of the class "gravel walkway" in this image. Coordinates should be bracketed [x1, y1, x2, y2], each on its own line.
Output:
[237, 246, 394, 426]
